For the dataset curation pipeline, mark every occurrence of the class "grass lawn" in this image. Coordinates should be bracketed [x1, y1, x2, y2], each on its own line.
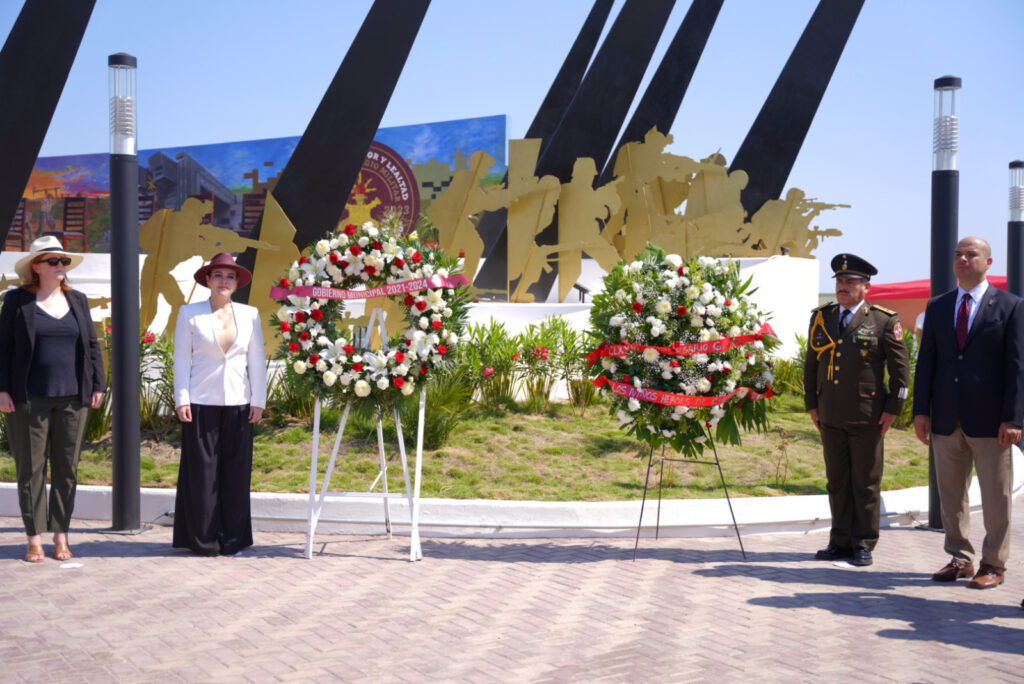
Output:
[0, 393, 930, 500]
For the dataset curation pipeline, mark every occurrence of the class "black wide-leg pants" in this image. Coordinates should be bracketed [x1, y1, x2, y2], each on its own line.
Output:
[173, 404, 254, 555]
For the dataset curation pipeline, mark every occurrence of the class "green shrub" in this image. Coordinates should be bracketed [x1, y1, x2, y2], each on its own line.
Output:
[465, 320, 520, 411]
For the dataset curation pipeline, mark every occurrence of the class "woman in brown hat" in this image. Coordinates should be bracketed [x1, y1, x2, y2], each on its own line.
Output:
[172, 252, 267, 555]
[0, 236, 105, 562]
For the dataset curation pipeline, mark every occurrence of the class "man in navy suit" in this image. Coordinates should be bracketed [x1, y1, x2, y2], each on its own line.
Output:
[914, 236, 1024, 590]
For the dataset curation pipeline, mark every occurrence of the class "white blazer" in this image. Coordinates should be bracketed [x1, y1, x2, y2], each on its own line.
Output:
[173, 300, 267, 409]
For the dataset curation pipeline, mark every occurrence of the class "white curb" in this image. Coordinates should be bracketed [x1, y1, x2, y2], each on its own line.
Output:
[2, 447, 1019, 539]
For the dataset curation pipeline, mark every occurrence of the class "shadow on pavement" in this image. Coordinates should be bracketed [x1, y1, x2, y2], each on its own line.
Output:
[694, 563, 932, 591]
[750, 591, 1024, 655]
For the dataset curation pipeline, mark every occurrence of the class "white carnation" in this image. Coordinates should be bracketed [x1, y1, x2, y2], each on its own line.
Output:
[293, 361, 307, 375]
[354, 380, 371, 397]
[322, 371, 337, 387]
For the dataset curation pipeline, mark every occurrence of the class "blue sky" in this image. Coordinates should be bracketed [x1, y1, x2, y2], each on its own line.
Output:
[2, 0, 1022, 290]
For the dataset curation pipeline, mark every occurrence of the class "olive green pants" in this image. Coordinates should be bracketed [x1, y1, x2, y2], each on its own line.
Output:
[6, 396, 89, 536]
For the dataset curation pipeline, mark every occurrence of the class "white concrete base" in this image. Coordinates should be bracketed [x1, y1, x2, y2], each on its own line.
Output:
[2, 448, 1019, 539]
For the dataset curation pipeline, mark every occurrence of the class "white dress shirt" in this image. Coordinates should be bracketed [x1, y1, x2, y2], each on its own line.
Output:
[174, 300, 267, 408]
[954, 279, 989, 332]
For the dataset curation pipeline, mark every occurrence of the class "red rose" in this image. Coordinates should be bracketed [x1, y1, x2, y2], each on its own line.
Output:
[394, 258, 405, 268]
[294, 312, 306, 323]
[279, 278, 291, 288]
[310, 309, 323, 320]
[349, 245, 362, 257]
[432, 321, 443, 330]
[404, 294, 414, 306]
[329, 253, 339, 264]
[299, 332, 310, 341]
[622, 376, 630, 383]
[765, 387, 775, 398]
[364, 265, 376, 276]
[676, 306, 687, 316]
[280, 322, 291, 332]
[344, 223, 356, 236]
[725, 299, 732, 306]
[371, 241, 382, 251]
[420, 364, 428, 375]
[437, 345, 447, 355]
[722, 366, 730, 374]
[415, 301, 427, 311]
[288, 342, 300, 352]
[705, 421, 712, 428]
[339, 260, 349, 269]
[343, 345, 354, 354]
[395, 352, 405, 363]
[677, 265, 686, 275]
[411, 252, 422, 264]
[298, 256, 308, 265]
[393, 377, 405, 388]
[352, 363, 363, 372]
[669, 360, 679, 368]
[632, 302, 642, 313]
[308, 355, 319, 364]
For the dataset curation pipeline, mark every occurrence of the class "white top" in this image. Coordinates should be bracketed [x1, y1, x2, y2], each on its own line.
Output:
[955, 279, 989, 331]
[173, 300, 267, 408]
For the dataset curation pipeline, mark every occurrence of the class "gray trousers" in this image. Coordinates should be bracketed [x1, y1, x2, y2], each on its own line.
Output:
[6, 395, 89, 535]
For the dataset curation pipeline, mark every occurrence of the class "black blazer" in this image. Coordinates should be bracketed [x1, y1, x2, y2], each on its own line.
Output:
[913, 284, 1024, 438]
[0, 287, 105, 406]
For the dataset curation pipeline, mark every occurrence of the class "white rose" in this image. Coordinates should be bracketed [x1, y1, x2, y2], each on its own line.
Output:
[418, 317, 429, 330]
[654, 298, 672, 315]
[696, 378, 711, 392]
[288, 268, 300, 281]
[401, 382, 415, 396]
[315, 360, 327, 372]
[609, 315, 624, 327]
[322, 371, 337, 387]
[293, 361, 307, 375]
[376, 377, 389, 390]
[315, 240, 330, 256]
[627, 398, 641, 412]
[354, 380, 371, 397]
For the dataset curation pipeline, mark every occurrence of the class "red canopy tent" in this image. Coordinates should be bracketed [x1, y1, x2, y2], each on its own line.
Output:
[864, 276, 1007, 330]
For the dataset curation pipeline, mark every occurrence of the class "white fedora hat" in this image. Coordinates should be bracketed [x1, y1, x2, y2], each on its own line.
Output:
[14, 236, 84, 281]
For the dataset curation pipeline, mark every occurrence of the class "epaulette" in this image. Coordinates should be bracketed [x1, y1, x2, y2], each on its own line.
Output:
[869, 304, 897, 315]
[811, 301, 836, 312]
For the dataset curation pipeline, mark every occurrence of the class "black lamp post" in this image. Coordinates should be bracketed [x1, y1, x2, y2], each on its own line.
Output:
[108, 53, 142, 532]
[927, 75, 961, 530]
[1007, 161, 1024, 296]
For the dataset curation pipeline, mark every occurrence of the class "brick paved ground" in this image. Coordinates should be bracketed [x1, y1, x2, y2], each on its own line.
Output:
[1, 498, 1023, 682]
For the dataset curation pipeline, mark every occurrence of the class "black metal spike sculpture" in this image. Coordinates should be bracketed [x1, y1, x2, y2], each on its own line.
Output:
[236, 0, 430, 301]
[597, 0, 723, 187]
[729, 0, 864, 218]
[475, 0, 615, 293]
[0, 0, 96, 248]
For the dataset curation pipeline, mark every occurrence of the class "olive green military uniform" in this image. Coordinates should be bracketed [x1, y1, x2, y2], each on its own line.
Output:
[803, 301, 910, 551]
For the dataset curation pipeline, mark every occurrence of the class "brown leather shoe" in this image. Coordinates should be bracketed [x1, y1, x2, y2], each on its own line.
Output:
[932, 558, 974, 582]
[968, 564, 1004, 590]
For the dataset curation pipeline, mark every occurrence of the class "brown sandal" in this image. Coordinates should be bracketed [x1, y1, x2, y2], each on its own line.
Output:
[24, 544, 45, 563]
[53, 542, 73, 561]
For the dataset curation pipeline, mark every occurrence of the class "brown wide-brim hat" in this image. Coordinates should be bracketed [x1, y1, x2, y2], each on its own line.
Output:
[194, 252, 252, 288]
[14, 235, 85, 281]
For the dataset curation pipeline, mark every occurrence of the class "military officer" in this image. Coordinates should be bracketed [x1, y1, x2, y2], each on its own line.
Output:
[803, 253, 910, 566]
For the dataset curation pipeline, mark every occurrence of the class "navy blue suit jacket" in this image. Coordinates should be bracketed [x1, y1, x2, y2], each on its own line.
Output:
[913, 284, 1024, 437]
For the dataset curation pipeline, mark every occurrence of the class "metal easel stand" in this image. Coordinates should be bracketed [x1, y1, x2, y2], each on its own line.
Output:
[303, 308, 425, 561]
[633, 426, 746, 561]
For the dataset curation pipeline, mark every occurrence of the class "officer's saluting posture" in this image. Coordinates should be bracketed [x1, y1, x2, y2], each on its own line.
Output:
[803, 254, 910, 566]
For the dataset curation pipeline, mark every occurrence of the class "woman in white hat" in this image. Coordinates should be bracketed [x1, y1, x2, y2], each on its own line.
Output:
[0, 236, 105, 563]
[172, 252, 266, 555]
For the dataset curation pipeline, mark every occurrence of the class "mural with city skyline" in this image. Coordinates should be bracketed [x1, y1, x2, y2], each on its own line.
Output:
[7, 114, 506, 252]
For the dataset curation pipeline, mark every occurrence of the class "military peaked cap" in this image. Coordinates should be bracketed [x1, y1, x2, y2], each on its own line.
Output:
[830, 253, 877, 280]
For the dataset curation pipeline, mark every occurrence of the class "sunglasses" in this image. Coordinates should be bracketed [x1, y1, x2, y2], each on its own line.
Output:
[36, 257, 72, 267]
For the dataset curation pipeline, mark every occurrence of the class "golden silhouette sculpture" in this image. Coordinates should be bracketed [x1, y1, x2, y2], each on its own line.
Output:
[249, 194, 301, 356]
[504, 138, 560, 297]
[138, 197, 275, 335]
[425, 150, 509, 289]
[341, 173, 381, 229]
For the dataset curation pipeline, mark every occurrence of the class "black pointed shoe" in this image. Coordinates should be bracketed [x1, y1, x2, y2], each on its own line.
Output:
[815, 543, 852, 561]
[850, 548, 873, 566]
